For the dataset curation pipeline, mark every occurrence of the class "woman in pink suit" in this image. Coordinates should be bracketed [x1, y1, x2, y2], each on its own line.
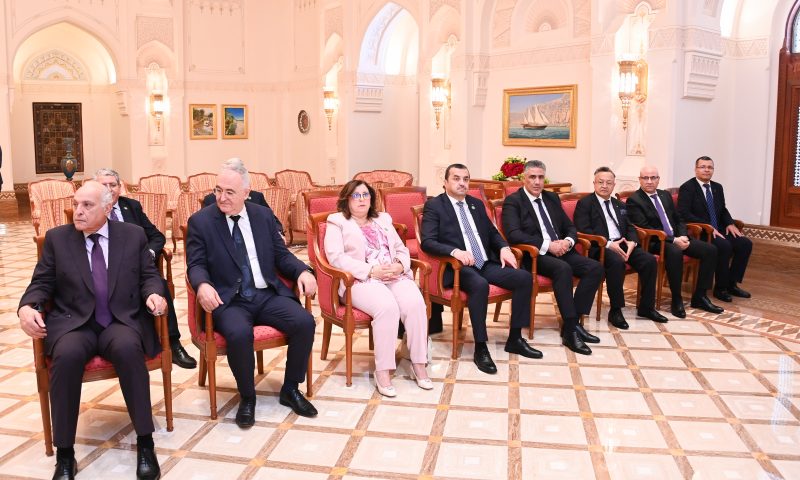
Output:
[325, 180, 431, 397]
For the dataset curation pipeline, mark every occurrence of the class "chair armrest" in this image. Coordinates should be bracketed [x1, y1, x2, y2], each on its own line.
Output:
[734, 219, 744, 230]
[393, 222, 407, 239]
[635, 226, 665, 251]
[509, 243, 540, 277]
[578, 233, 607, 248]
[574, 238, 591, 257]
[686, 222, 713, 242]
[154, 312, 170, 353]
[419, 250, 462, 298]
[410, 258, 432, 318]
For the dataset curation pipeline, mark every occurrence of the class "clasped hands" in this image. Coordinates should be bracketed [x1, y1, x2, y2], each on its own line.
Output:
[452, 246, 518, 269]
[369, 262, 404, 281]
[607, 238, 636, 261]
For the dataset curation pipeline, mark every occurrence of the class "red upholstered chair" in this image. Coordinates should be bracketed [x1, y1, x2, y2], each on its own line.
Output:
[138, 174, 182, 217]
[309, 212, 431, 386]
[353, 169, 413, 187]
[379, 186, 427, 259]
[412, 205, 523, 358]
[249, 172, 272, 191]
[491, 199, 594, 337]
[37, 196, 74, 234]
[32, 235, 173, 456]
[187, 173, 217, 192]
[29, 179, 76, 235]
[263, 187, 292, 243]
[467, 184, 494, 220]
[172, 191, 210, 251]
[302, 190, 341, 268]
[180, 226, 313, 419]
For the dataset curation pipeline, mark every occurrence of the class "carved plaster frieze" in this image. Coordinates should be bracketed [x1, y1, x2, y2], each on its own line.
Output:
[703, 0, 720, 17]
[362, 3, 402, 69]
[472, 71, 489, 107]
[24, 50, 87, 81]
[492, 7, 514, 48]
[295, 0, 318, 11]
[115, 90, 129, 116]
[684, 27, 723, 54]
[324, 6, 343, 40]
[452, 54, 490, 72]
[430, 0, 459, 19]
[591, 34, 615, 55]
[136, 16, 174, 50]
[722, 38, 769, 58]
[354, 84, 384, 112]
[683, 52, 721, 100]
[490, 43, 590, 69]
[189, 0, 241, 15]
[573, 0, 591, 38]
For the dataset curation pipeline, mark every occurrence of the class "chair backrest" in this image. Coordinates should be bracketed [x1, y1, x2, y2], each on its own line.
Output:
[250, 172, 271, 191]
[616, 190, 636, 204]
[379, 186, 427, 241]
[502, 180, 524, 198]
[29, 179, 76, 223]
[275, 169, 314, 193]
[174, 191, 210, 241]
[187, 172, 217, 192]
[38, 196, 74, 234]
[262, 187, 291, 238]
[669, 190, 679, 208]
[303, 190, 341, 265]
[126, 192, 168, 235]
[491, 199, 506, 238]
[544, 182, 572, 194]
[353, 169, 413, 187]
[558, 192, 591, 222]
[309, 211, 339, 318]
[467, 184, 493, 221]
[411, 204, 448, 296]
[138, 174, 182, 212]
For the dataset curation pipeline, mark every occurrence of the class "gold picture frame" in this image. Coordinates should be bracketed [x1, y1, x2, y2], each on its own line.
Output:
[502, 85, 577, 147]
[222, 104, 248, 139]
[189, 104, 217, 140]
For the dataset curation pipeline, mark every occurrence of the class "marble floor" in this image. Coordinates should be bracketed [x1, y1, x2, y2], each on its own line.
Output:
[0, 220, 799, 479]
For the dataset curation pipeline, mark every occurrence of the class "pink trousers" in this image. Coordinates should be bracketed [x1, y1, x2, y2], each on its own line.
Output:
[350, 278, 427, 371]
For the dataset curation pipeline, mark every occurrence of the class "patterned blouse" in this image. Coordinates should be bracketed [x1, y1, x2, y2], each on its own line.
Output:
[360, 222, 410, 283]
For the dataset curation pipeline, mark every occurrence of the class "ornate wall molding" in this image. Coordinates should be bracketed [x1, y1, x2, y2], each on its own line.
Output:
[591, 34, 615, 55]
[295, 0, 318, 11]
[683, 52, 721, 100]
[617, 0, 665, 14]
[10, 0, 121, 40]
[23, 50, 87, 81]
[489, 43, 590, 69]
[324, 6, 343, 40]
[649, 26, 722, 54]
[453, 54, 490, 72]
[136, 16, 174, 50]
[190, 0, 241, 15]
[492, 2, 514, 48]
[573, 0, 591, 38]
[722, 38, 769, 58]
[187, 0, 245, 74]
[354, 84, 384, 112]
[430, 0, 459, 19]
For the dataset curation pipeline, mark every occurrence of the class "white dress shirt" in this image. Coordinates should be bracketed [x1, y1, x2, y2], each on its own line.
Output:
[522, 188, 573, 255]
[446, 194, 489, 262]
[595, 194, 622, 240]
[226, 208, 268, 289]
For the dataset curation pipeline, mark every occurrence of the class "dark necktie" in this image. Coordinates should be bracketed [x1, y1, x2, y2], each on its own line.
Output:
[88, 233, 112, 328]
[703, 184, 719, 230]
[230, 215, 256, 299]
[650, 194, 674, 237]
[455, 201, 485, 269]
[604, 200, 621, 238]
[534, 198, 559, 240]
[109, 206, 120, 222]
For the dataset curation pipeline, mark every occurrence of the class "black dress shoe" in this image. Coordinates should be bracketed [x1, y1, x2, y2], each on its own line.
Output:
[279, 388, 318, 417]
[608, 309, 629, 330]
[171, 344, 197, 369]
[574, 324, 600, 343]
[136, 446, 161, 480]
[636, 309, 668, 323]
[52, 456, 76, 480]
[729, 285, 751, 298]
[235, 397, 256, 428]
[690, 295, 724, 314]
[713, 289, 733, 302]
[473, 348, 497, 374]
[671, 300, 686, 318]
[562, 331, 592, 356]
[504, 337, 543, 359]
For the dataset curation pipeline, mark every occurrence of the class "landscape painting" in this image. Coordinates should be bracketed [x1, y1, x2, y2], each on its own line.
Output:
[502, 85, 577, 147]
[190, 104, 216, 139]
[222, 104, 248, 139]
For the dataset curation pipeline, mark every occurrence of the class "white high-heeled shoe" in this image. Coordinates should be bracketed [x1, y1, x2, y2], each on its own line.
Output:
[374, 371, 397, 397]
[409, 365, 434, 390]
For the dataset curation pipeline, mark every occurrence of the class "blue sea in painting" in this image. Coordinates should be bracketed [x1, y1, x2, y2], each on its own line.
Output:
[508, 127, 570, 139]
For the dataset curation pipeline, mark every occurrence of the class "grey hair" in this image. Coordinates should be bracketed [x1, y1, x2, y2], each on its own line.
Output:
[82, 179, 114, 207]
[93, 168, 121, 184]
[220, 157, 250, 189]
[593, 166, 616, 177]
[524, 160, 547, 172]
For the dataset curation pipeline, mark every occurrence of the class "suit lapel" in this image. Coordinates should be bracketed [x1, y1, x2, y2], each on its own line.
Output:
[106, 220, 126, 297]
[72, 227, 94, 293]
[520, 190, 541, 233]
[118, 198, 134, 223]
[612, 198, 627, 233]
[212, 208, 240, 266]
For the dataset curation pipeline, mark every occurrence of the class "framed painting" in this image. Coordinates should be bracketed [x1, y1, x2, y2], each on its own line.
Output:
[222, 104, 248, 139]
[32, 103, 85, 174]
[502, 85, 577, 147]
[189, 104, 217, 139]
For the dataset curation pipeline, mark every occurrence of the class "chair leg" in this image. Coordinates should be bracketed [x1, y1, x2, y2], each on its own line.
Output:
[492, 302, 502, 322]
[368, 327, 374, 351]
[345, 331, 354, 387]
[305, 354, 313, 397]
[39, 388, 53, 456]
[595, 279, 604, 322]
[656, 263, 664, 310]
[256, 351, 264, 375]
[161, 353, 174, 432]
[451, 307, 462, 360]
[529, 284, 539, 340]
[206, 345, 218, 420]
[198, 349, 207, 387]
[320, 322, 332, 360]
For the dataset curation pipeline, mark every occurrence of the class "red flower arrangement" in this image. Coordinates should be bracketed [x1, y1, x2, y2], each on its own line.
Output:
[492, 155, 526, 181]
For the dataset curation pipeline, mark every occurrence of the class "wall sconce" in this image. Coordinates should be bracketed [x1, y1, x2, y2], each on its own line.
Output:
[150, 93, 164, 132]
[617, 58, 648, 130]
[323, 89, 338, 131]
[431, 77, 450, 129]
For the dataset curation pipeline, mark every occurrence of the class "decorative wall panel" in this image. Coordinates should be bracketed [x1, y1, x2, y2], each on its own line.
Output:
[24, 50, 87, 81]
[187, 0, 245, 74]
[32, 103, 84, 175]
[136, 16, 174, 50]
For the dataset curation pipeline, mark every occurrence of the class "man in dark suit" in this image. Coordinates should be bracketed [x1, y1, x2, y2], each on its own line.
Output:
[502, 160, 602, 355]
[626, 165, 723, 318]
[18, 180, 165, 480]
[574, 167, 667, 329]
[677, 156, 752, 301]
[94, 168, 197, 369]
[420, 163, 540, 374]
[186, 159, 318, 427]
[202, 188, 285, 235]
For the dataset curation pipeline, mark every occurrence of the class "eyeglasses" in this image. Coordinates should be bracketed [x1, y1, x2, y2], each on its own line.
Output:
[350, 192, 371, 200]
[639, 176, 660, 181]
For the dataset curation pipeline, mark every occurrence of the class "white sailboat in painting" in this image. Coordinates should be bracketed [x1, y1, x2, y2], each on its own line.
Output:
[521, 105, 549, 130]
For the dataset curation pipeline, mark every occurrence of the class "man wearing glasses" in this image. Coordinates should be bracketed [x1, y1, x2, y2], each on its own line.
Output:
[677, 156, 752, 302]
[626, 166, 722, 318]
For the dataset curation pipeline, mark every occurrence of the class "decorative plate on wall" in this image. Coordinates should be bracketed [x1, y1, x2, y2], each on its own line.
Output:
[297, 110, 310, 134]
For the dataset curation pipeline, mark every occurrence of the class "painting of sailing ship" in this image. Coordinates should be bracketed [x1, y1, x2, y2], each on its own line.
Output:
[503, 85, 577, 147]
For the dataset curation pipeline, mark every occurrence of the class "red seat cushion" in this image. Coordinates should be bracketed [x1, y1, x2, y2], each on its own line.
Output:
[334, 305, 372, 322]
[406, 238, 419, 258]
[438, 284, 511, 301]
[193, 325, 287, 348]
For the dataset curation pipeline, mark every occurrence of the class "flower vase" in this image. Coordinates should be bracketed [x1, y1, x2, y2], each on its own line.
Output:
[61, 138, 76, 181]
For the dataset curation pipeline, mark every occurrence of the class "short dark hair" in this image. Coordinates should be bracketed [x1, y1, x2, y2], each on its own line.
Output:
[593, 166, 615, 177]
[695, 155, 713, 167]
[336, 180, 378, 220]
[524, 160, 546, 172]
[444, 163, 469, 180]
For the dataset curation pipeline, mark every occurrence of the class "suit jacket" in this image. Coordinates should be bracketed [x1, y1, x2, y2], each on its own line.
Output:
[19, 221, 163, 356]
[574, 194, 639, 243]
[677, 178, 734, 229]
[118, 196, 166, 257]
[324, 212, 411, 297]
[501, 188, 578, 249]
[202, 190, 283, 233]
[186, 202, 307, 316]
[625, 188, 688, 242]
[420, 193, 507, 264]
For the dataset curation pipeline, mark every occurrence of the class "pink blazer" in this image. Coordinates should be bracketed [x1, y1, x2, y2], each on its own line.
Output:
[324, 212, 411, 297]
